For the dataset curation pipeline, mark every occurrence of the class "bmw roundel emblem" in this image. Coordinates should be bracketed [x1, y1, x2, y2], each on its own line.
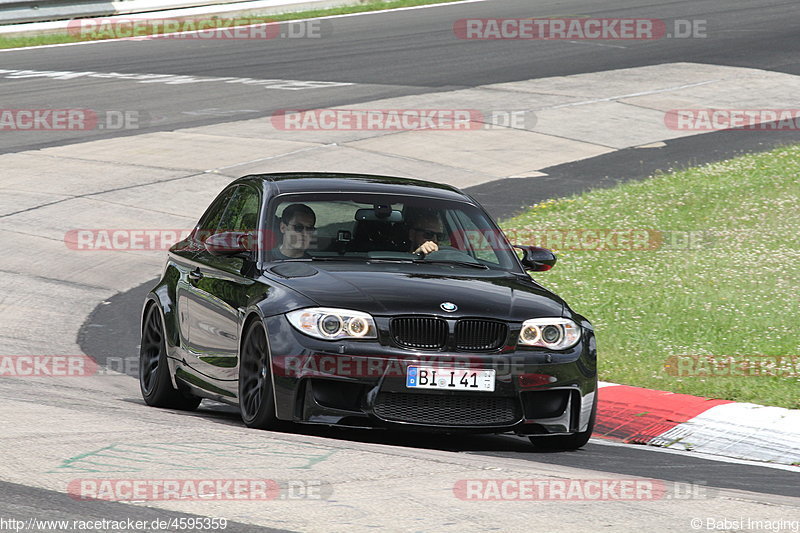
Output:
[440, 302, 457, 312]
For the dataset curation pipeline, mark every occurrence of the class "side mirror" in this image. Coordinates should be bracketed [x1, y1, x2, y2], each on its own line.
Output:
[514, 245, 556, 272]
[204, 231, 255, 257]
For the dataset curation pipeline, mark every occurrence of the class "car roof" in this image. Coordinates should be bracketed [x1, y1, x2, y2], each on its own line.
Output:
[231, 172, 475, 203]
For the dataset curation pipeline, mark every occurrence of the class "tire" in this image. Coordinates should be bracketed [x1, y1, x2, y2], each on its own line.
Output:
[238, 320, 279, 429]
[139, 305, 202, 410]
[528, 397, 597, 451]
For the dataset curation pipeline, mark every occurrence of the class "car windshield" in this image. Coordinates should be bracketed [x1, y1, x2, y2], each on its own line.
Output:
[264, 192, 520, 271]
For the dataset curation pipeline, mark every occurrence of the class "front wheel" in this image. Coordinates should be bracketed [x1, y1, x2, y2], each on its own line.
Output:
[139, 305, 201, 410]
[528, 398, 597, 451]
[238, 321, 279, 429]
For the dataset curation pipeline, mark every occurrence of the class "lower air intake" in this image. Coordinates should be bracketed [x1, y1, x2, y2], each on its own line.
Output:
[373, 393, 521, 426]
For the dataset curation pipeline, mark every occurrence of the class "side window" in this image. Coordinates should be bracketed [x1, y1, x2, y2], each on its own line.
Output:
[195, 187, 235, 243]
[219, 185, 261, 233]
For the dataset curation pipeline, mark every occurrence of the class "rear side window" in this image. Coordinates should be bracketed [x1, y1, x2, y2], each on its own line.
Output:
[194, 187, 235, 243]
[219, 185, 261, 233]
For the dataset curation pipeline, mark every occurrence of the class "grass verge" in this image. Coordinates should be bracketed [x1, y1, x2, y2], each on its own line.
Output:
[0, 0, 464, 49]
[501, 145, 800, 409]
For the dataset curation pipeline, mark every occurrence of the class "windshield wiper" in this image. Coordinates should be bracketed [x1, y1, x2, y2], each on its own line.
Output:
[309, 256, 366, 261]
[309, 255, 488, 269]
[413, 259, 489, 269]
[310, 255, 412, 262]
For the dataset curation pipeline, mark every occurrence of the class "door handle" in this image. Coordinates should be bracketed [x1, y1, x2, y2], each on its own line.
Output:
[188, 268, 203, 281]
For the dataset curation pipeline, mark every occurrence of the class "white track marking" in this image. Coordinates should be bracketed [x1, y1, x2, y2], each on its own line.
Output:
[0, 68, 351, 90]
[652, 403, 800, 465]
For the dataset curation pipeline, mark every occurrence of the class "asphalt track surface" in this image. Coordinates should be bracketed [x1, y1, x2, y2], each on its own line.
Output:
[3, 0, 800, 526]
[0, 480, 286, 533]
[1, 0, 800, 154]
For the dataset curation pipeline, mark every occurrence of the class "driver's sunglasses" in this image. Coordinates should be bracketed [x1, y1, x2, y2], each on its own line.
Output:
[289, 224, 316, 233]
[414, 227, 445, 241]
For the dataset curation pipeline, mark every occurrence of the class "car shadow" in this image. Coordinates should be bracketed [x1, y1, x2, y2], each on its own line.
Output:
[124, 397, 561, 453]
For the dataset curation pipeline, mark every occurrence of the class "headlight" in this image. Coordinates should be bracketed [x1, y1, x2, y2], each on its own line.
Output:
[286, 308, 377, 340]
[518, 318, 580, 350]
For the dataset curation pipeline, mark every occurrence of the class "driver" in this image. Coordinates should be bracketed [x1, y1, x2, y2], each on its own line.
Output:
[274, 204, 316, 259]
[407, 210, 445, 255]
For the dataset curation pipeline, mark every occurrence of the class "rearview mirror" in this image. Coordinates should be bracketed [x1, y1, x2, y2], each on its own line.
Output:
[354, 208, 403, 222]
[514, 245, 556, 272]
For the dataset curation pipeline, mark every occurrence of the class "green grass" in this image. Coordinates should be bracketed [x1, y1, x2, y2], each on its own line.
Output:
[501, 145, 800, 409]
[0, 0, 463, 49]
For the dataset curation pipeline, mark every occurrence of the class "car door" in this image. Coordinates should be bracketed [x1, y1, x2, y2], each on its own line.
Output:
[184, 184, 262, 384]
[173, 186, 235, 366]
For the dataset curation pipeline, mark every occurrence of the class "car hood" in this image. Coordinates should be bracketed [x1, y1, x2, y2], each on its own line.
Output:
[264, 263, 565, 321]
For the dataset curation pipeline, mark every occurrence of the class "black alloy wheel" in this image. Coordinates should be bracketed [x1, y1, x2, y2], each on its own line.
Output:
[238, 320, 278, 429]
[139, 305, 201, 410]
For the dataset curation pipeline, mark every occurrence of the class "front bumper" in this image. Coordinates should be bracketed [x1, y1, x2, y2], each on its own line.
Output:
[264, 314, 598, 435]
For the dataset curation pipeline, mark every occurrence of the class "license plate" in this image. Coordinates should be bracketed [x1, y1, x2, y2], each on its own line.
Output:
[406, 366, 495, 392]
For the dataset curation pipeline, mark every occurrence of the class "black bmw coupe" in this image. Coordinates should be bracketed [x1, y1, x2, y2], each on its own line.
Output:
[139, 173, 597, 450]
